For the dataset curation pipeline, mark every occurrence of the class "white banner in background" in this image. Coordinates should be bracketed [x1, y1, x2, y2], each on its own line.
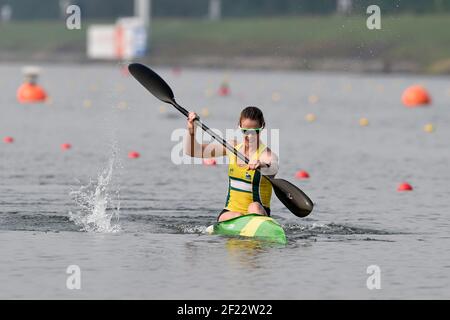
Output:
[87, 17, 147, 60]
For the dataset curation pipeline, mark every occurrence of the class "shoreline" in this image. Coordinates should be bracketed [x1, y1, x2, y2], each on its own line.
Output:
[3, 16, 450, 75]
[0, 51, 425, 75]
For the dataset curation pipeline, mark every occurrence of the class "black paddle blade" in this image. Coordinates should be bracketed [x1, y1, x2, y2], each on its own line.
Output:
[270, 178, 314, 217]
[128, 63, 175, 104]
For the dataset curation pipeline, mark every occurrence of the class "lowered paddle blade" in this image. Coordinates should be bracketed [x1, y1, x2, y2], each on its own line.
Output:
[128, 63, 175, 104]
[270, 178, 313, 217]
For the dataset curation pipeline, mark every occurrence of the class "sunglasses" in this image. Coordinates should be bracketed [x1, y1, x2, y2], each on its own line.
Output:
[239, 126, 263, 135]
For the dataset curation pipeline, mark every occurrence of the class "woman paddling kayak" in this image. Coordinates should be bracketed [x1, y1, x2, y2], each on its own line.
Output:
[185, 106, 279, 222]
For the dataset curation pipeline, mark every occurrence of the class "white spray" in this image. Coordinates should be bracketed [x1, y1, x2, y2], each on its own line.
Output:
[69, 144, 121, 233]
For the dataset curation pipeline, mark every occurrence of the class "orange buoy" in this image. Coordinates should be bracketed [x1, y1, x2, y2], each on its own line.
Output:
[3, 136, 14, 143]
[128, 151, 140, 159]
[17, 66, 48, 103]
[218, 82, 230, 96]
[17, 83, 47, 103]
[202, 158, 217, 166]
[401, 85, 431, 107]
[397, 182, 413, 191]
[295, 170, 310, 179]
[61, 143, 72, 151]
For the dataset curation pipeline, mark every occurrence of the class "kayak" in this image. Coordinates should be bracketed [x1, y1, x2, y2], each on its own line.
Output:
[206, 214, 287, 245]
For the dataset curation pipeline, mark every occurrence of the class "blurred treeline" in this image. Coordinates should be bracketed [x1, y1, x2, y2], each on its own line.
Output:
[1, 0, 449, 20]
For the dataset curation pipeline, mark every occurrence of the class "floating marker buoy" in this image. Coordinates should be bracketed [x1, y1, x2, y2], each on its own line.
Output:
[201, 107, 210, 118]
[17, 83, 47, 103]
[271, 92, 281, 102]
[359, 118, 369, 126]
[61, 143, 72, 151]
[83, 99, 92, 108]
[171, 67, 182, 76]
[397, 182, 413, 191]
[218, 83, 230, 96]
[423, 123, 434, 133]
[305, 113, 316, 122]
[202, 158, 217, 166]
[295, 170, 310, 179]
[402, 85, 431, 107]
[128, 151, 140, 159]
[308, 95, 319, 104]
[120, 65, 130, 76]
[17, 66, 48, 103]
[159, 105, 167, 113]
[3, 136, 14, 143]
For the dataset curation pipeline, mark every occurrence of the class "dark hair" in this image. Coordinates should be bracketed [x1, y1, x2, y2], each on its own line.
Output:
[239, 106, 265, 128]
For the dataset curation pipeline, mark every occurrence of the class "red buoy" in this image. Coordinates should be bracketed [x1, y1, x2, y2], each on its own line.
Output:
[3, 136, 14, 143]
[171, 67, 182, 76]
[397, 182, 413, 191]
[128, 151, 140, 159]
[295, 170, 310, 179]
[202, 158, 217, 166]
[401, 85, 431, 107]
[121, 65, 130, 76]
[61, 143, 72, 150]
[218, 83, 230, 96]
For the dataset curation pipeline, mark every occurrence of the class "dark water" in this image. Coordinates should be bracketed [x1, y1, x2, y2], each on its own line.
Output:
[0, 63, 449, 299]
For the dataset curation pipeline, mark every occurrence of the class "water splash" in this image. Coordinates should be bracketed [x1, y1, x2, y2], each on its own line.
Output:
[283, 222, 393, 235]
[175, 224, 208, 234]
[69, 145, 121, 233]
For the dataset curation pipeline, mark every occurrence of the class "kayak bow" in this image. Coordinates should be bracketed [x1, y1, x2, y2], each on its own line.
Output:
[206, 214, 287, 245]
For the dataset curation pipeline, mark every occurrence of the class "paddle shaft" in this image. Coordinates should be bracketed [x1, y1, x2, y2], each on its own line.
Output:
[172, 100, 255, 165]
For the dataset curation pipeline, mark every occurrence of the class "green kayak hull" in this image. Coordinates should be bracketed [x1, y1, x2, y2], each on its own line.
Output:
[206, 214, 287, 244]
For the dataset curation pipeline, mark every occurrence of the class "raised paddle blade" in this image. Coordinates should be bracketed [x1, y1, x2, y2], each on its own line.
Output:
[128, 63, 175, 104]
[269, 178, 314, 217]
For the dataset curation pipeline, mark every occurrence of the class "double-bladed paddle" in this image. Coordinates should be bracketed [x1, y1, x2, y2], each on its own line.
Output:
[128, 63, 314, 217]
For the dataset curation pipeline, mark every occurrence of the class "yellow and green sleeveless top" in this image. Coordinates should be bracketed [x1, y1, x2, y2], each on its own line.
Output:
[224, 143, 272, 214]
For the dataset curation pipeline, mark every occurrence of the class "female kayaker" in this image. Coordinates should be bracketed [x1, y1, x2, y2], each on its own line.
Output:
[185, 106, 279, 222]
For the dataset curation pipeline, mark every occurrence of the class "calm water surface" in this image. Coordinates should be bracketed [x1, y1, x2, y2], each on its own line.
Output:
[0, 63, 449, 299]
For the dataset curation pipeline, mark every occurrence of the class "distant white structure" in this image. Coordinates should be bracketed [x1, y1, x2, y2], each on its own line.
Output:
[87, 18, 147, 60]
[0, 4, 12, 23]
[209, 0, 221, 20]
[87, 25, 116, 60]
[134, 0, 151, 26]
[117, 17, 148, 58]
[22, 66, 42, 84]
[337, 0, 352, 15]
[87, 1, 151, 60]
